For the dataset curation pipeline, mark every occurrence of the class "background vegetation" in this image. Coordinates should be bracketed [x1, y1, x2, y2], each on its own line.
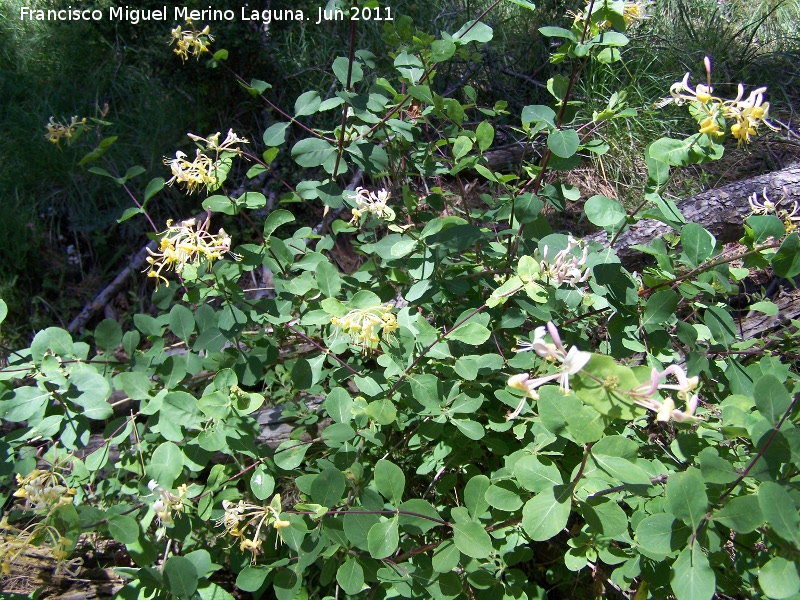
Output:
[1, 0, 798, 346]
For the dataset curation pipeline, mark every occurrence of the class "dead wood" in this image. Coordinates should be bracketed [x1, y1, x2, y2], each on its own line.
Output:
[585, 162, 800, 341]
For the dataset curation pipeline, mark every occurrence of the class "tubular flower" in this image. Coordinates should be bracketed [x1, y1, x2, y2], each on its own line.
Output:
[0, 518, 83, 577]
[148, 480, 187, 527]
[658, 57, 778, 144]
[630, 364, 700, 422]
[536, 236, 590, 288]
[622, 1, 653, 25]
[164, 149, 217, 193]
[169, 20, 214, 61]
[507, 323, 592, 420]
[145, 215, 236, 288]
[216, 494, 290, 562]
[349, 187, 395, 226]
[330, 304, 398, 353]
[164, 129, 248, 194]
[13, 469, 76, 513]
[44, 115, 87, 146]
[747, 187, 800, 230]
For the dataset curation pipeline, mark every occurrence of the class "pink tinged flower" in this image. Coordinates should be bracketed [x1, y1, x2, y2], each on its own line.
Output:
[630, 364, 700, 422]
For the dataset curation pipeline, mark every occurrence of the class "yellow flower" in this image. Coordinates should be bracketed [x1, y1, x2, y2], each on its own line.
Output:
[44, 116, 87, 146]
[330, 304, 398, 353]
[145, 216, 234, 287]
[169, 20, 214, 62]
[348, 187, 395, 226]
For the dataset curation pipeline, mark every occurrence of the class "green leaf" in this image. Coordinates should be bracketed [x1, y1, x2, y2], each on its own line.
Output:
[521, 485, 572, 541]
[758, 482, 800, 547]
[250, 467, 275, 501]
[248, 79, 271, 94]
[94, 318, 122, 352]
[666, 468, 708, 531]
[107, 515, 139, 544]
[549, 76, 571, 103]
[447, 322, 490, 345]
[681, 223, 716, 266]
[264, 209, 296, 240]
[703, 305, 736, 345]
[754, 374, 791, 426]
[367, 517, 399, 559]
[164, 556, 199, 600]
[521, 104, 556, 126]
[147, 442, 183, 488]
[746, 215, 785, 244]
[451, 418, 485, 440]
[515, 455, 563, 493]
[295, 90, 321, 116]
[332, 56, 363, 86]
[144, 177, 165, 203]
[310, 468, 346, 508]
[648, 136, 696, 167]
[538, 26, 577, 41]
[452, 520, 492, 558]
[593, 455, 653, 487]
[375, 459, 405, 505]
[584, 195, 626, 228]
[263, 122, 289, 147]
[712, 495, 763, 533]
[169, 304, 195, 342]
[337, 557, 365, 595]
[485, 481, 523, 512]
[476, 121, 494, 152]
[547, 129, 580, 158]
[642, 290, 679, 331]
[572, 355, 644, 420]
[759, 556, 800, 599]
[324, 388, 353, 423]
[366, 399, 397, 425]
[398, 499, 441, 534]
[274, 440, 310, 471]
[453, 20, 493, 44]
[291, 138, 336, 168]
[0, 299, 6, 325]
[773, 233, 800, 278]
[635, 513, 687, 557]
[315, 261, 342, 298]
[430, 39, 456, 62]
[236, 567, 270, 592]
[670, 544, 715, 600]
[464, 475, 490, 520]
[697, 447, 738, 484]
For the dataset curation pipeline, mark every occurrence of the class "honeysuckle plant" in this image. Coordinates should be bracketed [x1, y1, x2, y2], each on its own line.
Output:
[1, 2, 798, 599]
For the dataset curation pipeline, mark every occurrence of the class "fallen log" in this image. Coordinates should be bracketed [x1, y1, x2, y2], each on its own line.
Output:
[587, 162, 800, 263]
[584, 162, 800, 341]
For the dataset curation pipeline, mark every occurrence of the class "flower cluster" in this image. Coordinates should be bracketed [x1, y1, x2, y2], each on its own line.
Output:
[0, 516, 82, 576]
[216, 494, 290, 562]
[349, 187, 396, 226]
[330, 304, 398, 353]
[568, 1, 652, 30]
[748, 187, 800, 231]
[536, 236, 590, 287]
[630, 364, 700, 422]
[659, 57, 778, 145]
[507, 323, 592, 420]
[13, 468, 76, 512]
[164, 129, 249, 194]
[148, 480, 187, 527]
[145, 216, 234, 287]
[169, 20, 214, 61]
[44, 115, 87, 146]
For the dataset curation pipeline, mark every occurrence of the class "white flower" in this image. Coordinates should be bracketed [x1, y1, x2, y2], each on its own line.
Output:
[507, 323, 592, 419]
